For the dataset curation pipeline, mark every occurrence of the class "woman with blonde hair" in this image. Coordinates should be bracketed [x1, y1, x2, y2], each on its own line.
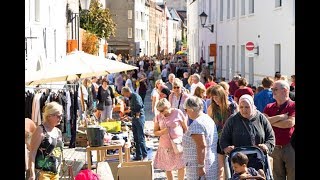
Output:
[208, 85, 238, 180]
[154, 98, 188, 180]
[28, 102, 64, 180]
[169, 78, 189, 113]
[151, 79, 164, 116]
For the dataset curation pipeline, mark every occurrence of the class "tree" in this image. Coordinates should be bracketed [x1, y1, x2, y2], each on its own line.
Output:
[80, 0, 116, 40]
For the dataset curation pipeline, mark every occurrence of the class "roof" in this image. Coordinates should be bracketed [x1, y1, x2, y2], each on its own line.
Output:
[169, 8, 181, 21]
[177, 10, 186, 22]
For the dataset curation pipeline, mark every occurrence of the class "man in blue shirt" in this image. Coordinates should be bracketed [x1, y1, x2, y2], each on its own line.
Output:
[121, 87, 148, 161]
[254, 77, 275, 112]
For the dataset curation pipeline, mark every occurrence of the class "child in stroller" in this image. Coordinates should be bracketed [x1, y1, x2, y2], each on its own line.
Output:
[225, 146, 273, 180]
[230, 152, 265, 180]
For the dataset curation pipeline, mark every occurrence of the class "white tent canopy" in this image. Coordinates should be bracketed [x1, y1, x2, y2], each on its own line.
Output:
[25, 51, 138, 86]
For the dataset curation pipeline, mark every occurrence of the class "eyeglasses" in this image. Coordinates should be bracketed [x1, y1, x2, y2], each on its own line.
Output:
[271, 88, 281, 92]
[173, 86, 180, 89]
[54, 114, 63, 119]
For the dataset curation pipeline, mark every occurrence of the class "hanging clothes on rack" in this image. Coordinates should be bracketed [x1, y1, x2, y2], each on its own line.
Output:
[25, 90, 34, 119]
[69, 83, 79, 148]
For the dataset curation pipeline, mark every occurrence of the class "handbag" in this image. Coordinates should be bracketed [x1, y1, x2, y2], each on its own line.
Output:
[165, 122, 183, 154]
[170, 136, 183, 154]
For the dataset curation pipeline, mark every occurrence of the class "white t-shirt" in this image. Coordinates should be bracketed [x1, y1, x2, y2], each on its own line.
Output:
[190, 82, 206, 96]
[125, 79, 134, 92]
[151, 88, 160, 115]
[78, 84, 88, 101]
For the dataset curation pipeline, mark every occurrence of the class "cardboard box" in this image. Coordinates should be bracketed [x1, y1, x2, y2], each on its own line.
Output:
[97, 161, 115, 180]
[117, 161, 154, 180]
[108, 161, 120, 180]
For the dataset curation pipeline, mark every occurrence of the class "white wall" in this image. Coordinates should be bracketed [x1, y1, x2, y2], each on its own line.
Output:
[25, 0, 67, 72]
[216, 0, 295, 84]
[135, 0, 147, 56]
[167, 19, 174, 54]
[187, 0, 216, 65]
[145, 5, 150, 56]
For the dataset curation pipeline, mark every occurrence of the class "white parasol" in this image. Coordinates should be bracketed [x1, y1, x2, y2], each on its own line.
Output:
[25, 51, 138, 86]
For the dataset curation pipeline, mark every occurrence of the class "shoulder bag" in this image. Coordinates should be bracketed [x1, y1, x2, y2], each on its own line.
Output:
[165, 119, 183, 154]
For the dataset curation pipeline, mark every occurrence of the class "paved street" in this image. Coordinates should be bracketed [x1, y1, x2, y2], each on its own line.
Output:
[61, 89, 175, 179]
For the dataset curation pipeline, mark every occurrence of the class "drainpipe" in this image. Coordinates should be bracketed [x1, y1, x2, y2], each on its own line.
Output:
[215, 0, 218, 77]
[236, 0, 239, 74]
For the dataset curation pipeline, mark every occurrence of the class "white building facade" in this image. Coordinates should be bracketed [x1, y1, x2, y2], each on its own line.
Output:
[169, 9, 183, 54]
[25, 0, 68, 72]
[187, 0, 216, 65]
[135, 0, 148, 56]
[188, 0, 295, 85]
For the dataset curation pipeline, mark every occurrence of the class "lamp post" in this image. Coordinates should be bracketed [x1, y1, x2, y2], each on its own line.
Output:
[199, 11, 214, 33]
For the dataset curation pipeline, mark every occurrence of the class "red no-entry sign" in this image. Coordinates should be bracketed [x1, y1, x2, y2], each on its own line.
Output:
[246, 42, 255, 51]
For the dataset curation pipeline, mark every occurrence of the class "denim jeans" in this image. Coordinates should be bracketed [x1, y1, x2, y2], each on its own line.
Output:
[132, 115, 148, 159]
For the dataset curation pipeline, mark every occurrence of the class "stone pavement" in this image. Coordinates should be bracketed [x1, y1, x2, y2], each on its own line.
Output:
[61, 89, 179, 179]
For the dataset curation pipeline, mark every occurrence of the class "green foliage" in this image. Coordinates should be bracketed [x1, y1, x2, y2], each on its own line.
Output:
[80, 0, 116, 40]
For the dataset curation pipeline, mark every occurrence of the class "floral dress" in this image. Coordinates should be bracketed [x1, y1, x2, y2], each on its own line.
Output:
[182, 114, 218, 180]
[153, 109, 186, 171]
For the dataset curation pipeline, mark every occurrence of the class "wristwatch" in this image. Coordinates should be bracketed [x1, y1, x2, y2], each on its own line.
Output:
[197, 164, 205, 168]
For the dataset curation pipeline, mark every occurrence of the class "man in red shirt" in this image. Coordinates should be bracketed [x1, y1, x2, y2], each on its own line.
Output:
[228, 75, 240, 97]
[204, 75, 217, 89]
[263, 80, 295, 180]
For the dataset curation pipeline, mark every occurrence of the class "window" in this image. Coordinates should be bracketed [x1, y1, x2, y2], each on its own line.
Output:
[227, 0, 230, 19]
[241, 45, 245, 77]
[220, 0, 224, 21]
[226, 45, 230, 79]
[136, 11, 138, 20]
[232, 45, 236, 75]
[241, 0, 245, 16]
[249, 0, 254, 14]
[141, 30, 145, 40]
[128, 28, 132, 38]
[275, 0, 282, 7]
[209, 0, 212, 23]
[219, 46, 223, 78]
[128, 10, 132, 19]
[35, 0, 40, 22]
[275, 44, 281, 72]
[141, 12, 144, 22]
[232, 0, 236, 17]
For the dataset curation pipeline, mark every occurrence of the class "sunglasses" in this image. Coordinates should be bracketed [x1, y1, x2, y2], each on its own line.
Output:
[158, 109, 166, 113]
[173, 86, 180, 89]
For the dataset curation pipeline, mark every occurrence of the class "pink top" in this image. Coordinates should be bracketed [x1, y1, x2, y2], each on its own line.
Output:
[154, 109, 187, 148]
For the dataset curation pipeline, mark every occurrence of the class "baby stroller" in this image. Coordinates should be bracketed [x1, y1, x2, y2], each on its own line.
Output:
[225, 146, 274, 180]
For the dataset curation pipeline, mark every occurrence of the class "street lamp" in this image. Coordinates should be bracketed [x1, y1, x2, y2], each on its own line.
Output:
[80, 0, 91, 11]
[199, 11, 214, 33]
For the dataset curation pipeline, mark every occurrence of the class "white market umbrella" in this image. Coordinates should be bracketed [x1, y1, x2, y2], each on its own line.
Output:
[25, 51, 138, 86]
[106, 53, 117, 60]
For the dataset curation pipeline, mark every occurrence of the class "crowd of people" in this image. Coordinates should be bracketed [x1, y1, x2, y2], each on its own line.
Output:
[26, 53, 295, 180]
[141, 55, 295, 180]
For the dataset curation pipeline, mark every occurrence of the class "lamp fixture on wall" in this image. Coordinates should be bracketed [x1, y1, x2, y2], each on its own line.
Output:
[80, 0, 91, 10]
[199, 11, 214, 33]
